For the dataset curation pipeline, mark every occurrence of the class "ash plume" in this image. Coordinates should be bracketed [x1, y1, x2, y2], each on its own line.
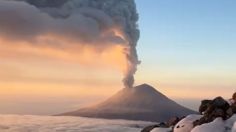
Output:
[0, 0, 140, 88]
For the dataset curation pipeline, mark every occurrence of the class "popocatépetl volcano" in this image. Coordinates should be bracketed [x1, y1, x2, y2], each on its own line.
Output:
[60, 84, 196, 122]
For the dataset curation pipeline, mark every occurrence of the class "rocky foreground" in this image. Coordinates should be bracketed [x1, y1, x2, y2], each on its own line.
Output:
[142, 94, 236, 132]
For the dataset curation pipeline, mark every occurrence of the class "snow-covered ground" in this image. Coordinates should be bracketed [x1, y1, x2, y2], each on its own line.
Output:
[0, 115, 154, 132]
[151, 114, 236, 132]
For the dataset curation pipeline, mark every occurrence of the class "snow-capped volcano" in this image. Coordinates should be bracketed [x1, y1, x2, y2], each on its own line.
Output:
[60, 84, 196, 122]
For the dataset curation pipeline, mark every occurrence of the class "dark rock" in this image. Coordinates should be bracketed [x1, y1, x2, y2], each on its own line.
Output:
[232, 92, 236, 101]
[211, 97, 230, 111]
[227, 104, 236, 117]
[193, 116, 210, 126]
[159, 122, 168, 128]
[204, 105, 215, 116]
[212, 109, 225, 118]
[195, 97, 230, 126]
[202, 97, 229, 117]
[167, 117, 180, 127]
[199, 100, 212, 114]
[231, 104, 236, 112]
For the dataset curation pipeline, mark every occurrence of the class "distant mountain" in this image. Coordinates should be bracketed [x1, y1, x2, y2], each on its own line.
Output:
[59, 84, 196, 122]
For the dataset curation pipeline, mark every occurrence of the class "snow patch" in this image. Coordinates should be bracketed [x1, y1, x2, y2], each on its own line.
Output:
[151, 128, 172, 132]
[191, 118, 225, 132]
[173, 114, 202, 132]
[232, 122, 236, 132]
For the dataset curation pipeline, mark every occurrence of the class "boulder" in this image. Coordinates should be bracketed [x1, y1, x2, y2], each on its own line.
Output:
[199, 100, 212, 114]
[232, 92, 236, 101]
[211, 97, 230, 112]
[194, 96, 229, 126]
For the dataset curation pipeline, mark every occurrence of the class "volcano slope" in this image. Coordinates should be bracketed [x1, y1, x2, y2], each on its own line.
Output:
[60, 84, 196, 122]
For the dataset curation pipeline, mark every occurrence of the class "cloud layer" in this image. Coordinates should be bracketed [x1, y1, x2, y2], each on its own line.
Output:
[0, 115, 153, 132]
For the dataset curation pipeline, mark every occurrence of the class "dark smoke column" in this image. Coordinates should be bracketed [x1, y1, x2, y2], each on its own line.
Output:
[124, 1, 140, 88]
[63, 0, 141, 89]
[104, 0, 140, 88]
[23, 0, 140, 88]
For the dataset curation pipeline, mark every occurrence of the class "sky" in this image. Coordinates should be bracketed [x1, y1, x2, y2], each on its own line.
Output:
[135, 0, 236, 101]
[0, 0, 236, 115]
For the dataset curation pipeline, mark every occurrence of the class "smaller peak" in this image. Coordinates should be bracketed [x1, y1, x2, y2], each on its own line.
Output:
[133, 83, 157, 93]
[138, 83, 152, 87]
[135, 83, 154, 89]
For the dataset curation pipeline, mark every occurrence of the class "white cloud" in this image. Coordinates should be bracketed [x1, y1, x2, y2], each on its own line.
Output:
[0, 115, 154, 132]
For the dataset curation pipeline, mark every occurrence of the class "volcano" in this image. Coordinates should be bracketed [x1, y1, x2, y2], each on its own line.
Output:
[60, 84, 196, 122]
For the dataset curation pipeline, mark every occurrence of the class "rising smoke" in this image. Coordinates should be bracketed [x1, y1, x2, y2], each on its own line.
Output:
[0, 0, 140, 88]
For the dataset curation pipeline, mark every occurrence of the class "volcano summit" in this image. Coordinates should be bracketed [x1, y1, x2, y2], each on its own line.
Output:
[60, 84, 196, 122]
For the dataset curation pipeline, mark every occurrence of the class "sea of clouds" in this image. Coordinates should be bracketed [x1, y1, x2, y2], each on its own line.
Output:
[0, 115, 154, 132]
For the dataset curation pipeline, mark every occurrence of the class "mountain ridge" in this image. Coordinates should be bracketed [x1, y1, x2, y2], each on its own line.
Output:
[59, 84, 197, 122]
